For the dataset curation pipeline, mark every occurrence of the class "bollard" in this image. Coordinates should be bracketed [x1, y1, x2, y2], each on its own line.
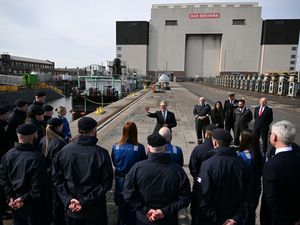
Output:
[261, 75, 270, 93]
[277, 74, 289, 96]
[287, 75, 299, 97]
[255, 74, 263, 92]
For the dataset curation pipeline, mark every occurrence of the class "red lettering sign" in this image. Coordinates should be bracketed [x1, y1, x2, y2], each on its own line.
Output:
[189, 13, 220, 19]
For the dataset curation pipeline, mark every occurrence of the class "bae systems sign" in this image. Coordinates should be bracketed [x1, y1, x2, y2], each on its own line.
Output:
[189, 13, 220, 19]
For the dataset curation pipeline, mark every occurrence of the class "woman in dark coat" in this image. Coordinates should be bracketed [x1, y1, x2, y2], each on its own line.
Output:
[210, 101, 225, 128]
[43, 118, 67, 225]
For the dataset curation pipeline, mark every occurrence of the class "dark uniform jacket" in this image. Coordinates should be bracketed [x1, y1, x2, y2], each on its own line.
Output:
[223, 99, 238, 123]
[253, 106, 273, 131]
[189, 138, 216, 225]
[147, 110, 177, 133]
[233, 107, 253, 131]
[189, 138, 214, 180]
[260, 148, 300, 225]
[0, 120, 14, 159]
[7, 108, 27, 142]
[52, 136, 113, 220]
[27, 118, 45, 144]
[43, 136, 67, 176]
[193, 104, 211, 123]
[32, 100, 44, 108]
[124, 152, 191, 225]
[196, 147, 249, 225]
[0, 143, 49, 225]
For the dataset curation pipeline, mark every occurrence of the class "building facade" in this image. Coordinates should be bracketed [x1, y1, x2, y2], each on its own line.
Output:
[116, 3, 300, 79]
[116, 21, 149, 75]
[0, 54, 54, 75]
[260, 19, 300, 74]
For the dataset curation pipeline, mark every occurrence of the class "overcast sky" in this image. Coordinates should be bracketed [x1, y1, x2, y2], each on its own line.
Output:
[0, 0, 299, 68]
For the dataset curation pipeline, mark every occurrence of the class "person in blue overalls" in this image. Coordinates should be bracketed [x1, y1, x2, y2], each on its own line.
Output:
[111, 122, 147, 225]
[56, 106, 71, 143]
[238, 129, 263, 225]
[159, 127, 184, 167]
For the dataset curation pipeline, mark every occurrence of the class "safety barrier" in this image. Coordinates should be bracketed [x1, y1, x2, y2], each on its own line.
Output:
[203, 74, 300, 97]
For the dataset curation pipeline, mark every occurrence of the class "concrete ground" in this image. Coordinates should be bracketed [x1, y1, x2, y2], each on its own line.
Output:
[7, 81, 294, 224]
[96, 83, 198, 225]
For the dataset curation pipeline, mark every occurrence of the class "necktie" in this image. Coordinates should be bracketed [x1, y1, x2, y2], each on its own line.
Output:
[163, 111, 166, 121]
[259, 107, 263, 117]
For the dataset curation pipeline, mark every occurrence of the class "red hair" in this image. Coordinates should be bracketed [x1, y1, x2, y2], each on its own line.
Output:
[118, 122, 138, 145]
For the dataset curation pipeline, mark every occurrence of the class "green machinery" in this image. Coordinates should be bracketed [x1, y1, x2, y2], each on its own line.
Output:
[22, 73, 38, 86]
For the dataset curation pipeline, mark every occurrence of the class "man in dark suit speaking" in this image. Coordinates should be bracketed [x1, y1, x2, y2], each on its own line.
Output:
[254, 97, 273, 156]
[145, 100, 177, 133]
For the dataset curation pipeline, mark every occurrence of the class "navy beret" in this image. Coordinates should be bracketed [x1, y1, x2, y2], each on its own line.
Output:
[43, 104, 54, 112]
[147, 133, 167, 147]
[28, 105, 45, 116]
[15, 99, 27, 108]
[16, 124, 37, 135]
[36, 91, 46, 97]
[47, 118, 63, 126]
[0, 106, 10, 115]
[212, 128, 233, 143]
[78, 117, 97, 131]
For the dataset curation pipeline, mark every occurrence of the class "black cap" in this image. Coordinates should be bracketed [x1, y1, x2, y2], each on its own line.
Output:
[36, 91, 46, 97]
[78, 117, 97, 131]
[47, 118, 63, 126]
[28, 105, 45, 116]
[0, 106, 10, 115]
[15, 99, 27, 108]
[147, 133, 167, 147]
[43, 104, 53, 112]
[212, 128, 233, 143]
[16, 124, 37, 135]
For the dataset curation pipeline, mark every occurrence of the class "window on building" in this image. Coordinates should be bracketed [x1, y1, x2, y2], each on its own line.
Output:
[290, 61, 296, 65]
[291, 55, 296, 59]
[290, 67, 295, 71]
[117, 46, 122, 51]
[232, 19, 246, 25]
[292, 47, 297, 51]
[117, 54, 122, 58]
[165, 20, 178, 26]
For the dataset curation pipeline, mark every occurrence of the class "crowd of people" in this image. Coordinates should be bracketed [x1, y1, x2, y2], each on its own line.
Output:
[0, 91, 299, 225]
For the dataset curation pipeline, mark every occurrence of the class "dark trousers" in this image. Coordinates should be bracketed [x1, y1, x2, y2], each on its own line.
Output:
[12, 197, 50, 225]
[0, 185, 4, 225]
[195, 119, 209, 140]
[225, 120, 234, 133]
[115, 176, 136, 225]
[254, 128, 269, 156]
[234, 126, 242, 145]
[116, 205, 136, 225]
[52, 190, 66, 225]
[66, 215, 107, 225]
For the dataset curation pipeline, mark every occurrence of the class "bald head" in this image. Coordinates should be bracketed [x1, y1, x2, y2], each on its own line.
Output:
[159, 127, 172, 143]
[260, 97, 267, 107]
[199, 97, 206, 105]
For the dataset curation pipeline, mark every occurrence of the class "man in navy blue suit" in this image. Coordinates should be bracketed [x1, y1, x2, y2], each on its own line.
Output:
[145, 100, 177, 134]
[254, 97, 273, 156]
[260, 120, 300, 225]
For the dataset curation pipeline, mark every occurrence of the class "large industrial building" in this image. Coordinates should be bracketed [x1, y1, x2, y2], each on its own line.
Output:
[116, 2, 300, 79]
